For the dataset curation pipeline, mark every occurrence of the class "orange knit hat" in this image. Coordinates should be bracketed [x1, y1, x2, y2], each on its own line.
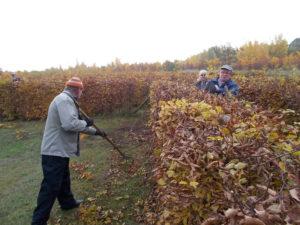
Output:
[65, 77, 84, 89]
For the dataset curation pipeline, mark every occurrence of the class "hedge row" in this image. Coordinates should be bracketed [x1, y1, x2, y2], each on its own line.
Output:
[236, 75, 300, 113]
[0, 71, 299, 120]
[0, 72, 195, 120]
[145, 81, 300, 225]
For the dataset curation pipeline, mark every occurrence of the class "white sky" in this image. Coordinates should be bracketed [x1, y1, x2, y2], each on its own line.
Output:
[0, 0, 299, 71]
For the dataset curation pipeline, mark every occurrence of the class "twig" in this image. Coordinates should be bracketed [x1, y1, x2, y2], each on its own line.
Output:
[259, 150, 298, 165]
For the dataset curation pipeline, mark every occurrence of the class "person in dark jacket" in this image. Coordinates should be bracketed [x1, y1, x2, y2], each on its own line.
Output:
[31, 77, 106, 225]
[205, 65, 239, 96]
[195, 69, 208, 90]
[11, 72, 21, 86]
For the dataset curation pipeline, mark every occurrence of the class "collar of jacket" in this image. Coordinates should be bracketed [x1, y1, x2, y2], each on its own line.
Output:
[213, 77, 233, 86]
[62, 90, 78, 101]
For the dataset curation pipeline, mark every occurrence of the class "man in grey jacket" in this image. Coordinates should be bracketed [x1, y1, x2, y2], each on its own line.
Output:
[32, 77, 106, 225]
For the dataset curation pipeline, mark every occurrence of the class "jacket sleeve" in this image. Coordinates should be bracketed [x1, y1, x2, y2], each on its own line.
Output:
[228, 82, 239, 96]
[196, 81, 206, 90]
[81, 126, 97, 135]
[205, 80, 221, 94]
[56, 98, 94, 133]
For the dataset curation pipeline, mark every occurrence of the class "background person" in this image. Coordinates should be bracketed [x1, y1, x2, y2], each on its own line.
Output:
[205, 65, 239, 96]
[195, 69, 208, 90]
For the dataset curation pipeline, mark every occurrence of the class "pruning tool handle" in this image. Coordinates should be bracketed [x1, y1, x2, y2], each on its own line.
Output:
[74, 101, 128, 160]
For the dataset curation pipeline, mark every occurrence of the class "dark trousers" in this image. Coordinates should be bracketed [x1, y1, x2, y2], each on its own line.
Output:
[32, 155, 76, 225]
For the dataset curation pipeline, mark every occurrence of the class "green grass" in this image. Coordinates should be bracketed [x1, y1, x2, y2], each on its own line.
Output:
[0, 111, 152, 225]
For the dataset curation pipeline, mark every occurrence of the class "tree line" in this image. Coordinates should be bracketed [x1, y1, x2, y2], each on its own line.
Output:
[1, 36, 300, 74]
[106, 35, 300, 72]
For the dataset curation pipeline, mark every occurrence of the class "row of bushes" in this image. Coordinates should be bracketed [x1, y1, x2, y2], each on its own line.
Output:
[236, 75, 300, 113]
[145, 81, 300, 224]
[0, 72, 178, 120]
[0, 76, 148, 120]
[0, 71, 299, 120]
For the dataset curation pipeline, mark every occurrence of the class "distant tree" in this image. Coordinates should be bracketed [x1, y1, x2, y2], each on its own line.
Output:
[219, 45, 238, 65]
[288, 38, 300, 54]
[206, 45, 237, 65]
[173, 60, 183, 71]
[184, 45, 237, 70]
[237, 41, 270, 69]
[269, 57, 281, 69]
[282, 52, 300, 69]
[185, 54, 206, 69]
[269, 34, 288, 58]
[162, 60, 175, 71]
[207, 58, 221, 70]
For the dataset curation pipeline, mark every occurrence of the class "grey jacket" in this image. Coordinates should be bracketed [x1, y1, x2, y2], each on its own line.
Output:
[41, 90, 96, 158]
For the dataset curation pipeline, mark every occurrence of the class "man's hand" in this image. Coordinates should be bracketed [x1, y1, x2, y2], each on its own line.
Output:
[205, 81, 218, 93]
[84, 117, 94, 127]
[95, 129, 107, 137]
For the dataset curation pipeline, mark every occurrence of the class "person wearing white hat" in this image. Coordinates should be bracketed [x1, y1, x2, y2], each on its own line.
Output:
[195, 69, 208, 90]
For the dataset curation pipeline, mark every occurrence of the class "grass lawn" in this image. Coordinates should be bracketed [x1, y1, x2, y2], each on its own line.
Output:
[0, 111, 153, 225]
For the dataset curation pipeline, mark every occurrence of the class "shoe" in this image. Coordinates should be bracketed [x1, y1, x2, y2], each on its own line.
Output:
[61, 199, 83, 210]
[31, 222, 47, 225]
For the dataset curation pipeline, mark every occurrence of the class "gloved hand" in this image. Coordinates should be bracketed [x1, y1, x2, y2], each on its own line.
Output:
[95, 129, 107, 137]
[84, 117, 94, 127]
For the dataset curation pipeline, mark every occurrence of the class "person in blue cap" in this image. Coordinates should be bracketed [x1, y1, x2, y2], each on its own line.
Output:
[205, 65, 239, 96]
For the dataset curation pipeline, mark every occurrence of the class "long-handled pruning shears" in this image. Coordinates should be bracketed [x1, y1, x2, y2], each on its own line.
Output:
[73, 100, 130, 160]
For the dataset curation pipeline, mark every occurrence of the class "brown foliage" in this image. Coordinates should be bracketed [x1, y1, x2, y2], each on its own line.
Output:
[146, 81, 300, 224]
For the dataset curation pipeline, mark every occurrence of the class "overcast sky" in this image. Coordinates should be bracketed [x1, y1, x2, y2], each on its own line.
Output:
[0, 0, 299, 71]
